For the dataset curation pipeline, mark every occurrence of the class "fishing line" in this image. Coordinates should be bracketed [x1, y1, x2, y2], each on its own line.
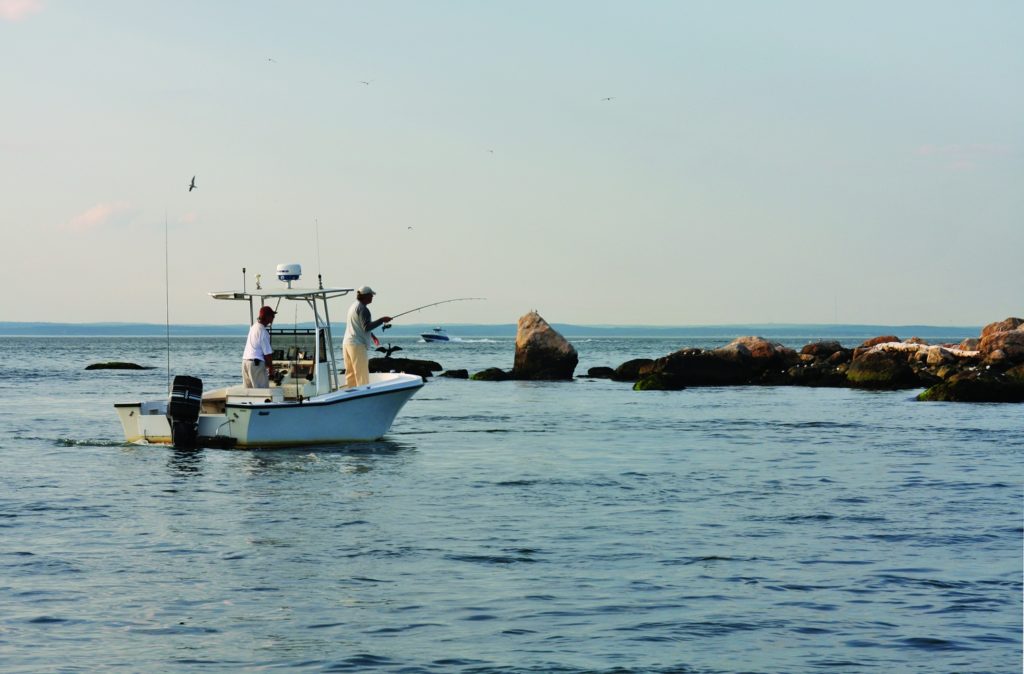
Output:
[381, 297, 486, 330]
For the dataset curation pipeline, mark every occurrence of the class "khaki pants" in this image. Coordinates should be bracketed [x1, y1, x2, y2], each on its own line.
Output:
[242, 359, 269, 388]
[343, 343, 369, 387]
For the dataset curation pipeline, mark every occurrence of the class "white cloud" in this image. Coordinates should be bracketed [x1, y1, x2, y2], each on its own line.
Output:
[63, 201, 135, 232]
[0, 0, 43, 22]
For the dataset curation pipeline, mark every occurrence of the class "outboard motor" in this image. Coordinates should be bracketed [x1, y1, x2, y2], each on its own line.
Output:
[167, 375, 203, 449]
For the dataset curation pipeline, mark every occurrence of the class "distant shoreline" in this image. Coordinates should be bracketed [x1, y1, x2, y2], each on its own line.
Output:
[0, 321, 980, 340]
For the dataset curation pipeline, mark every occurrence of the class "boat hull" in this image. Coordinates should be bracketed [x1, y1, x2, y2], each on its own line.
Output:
[421, 334, 450, 342]
[116, 373, 424, 448]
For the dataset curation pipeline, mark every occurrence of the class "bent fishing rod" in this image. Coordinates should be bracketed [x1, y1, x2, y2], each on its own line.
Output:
[380, 297, 486, 330]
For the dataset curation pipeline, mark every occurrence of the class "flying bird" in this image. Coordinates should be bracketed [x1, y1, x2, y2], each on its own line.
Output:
[267, 57, 277, 63]
[359, 80, 374, 86]
[600, 97, 615, 101]
[188, 176, 197, 192]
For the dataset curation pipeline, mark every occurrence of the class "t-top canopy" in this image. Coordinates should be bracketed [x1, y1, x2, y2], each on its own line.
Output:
[209, 287, 355, 301]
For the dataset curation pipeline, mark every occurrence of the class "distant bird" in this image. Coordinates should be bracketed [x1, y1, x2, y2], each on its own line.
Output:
[487, 149, 494, 154]
[407, 226, 413, 230]
[188, 176, 197, 192]
[600, 96, 615, 101]
[267, 57, 277, 63]
[359, 80, 373, 86]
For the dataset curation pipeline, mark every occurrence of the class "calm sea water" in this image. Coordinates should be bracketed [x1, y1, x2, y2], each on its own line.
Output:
[1, 332, 1021, 673]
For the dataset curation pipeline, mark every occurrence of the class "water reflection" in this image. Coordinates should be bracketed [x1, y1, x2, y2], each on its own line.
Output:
[166, 447, 204, 476]
[240, 439, 417, 476]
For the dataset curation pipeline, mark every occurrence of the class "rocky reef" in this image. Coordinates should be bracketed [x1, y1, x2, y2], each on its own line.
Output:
[622, 317, 1024, 402]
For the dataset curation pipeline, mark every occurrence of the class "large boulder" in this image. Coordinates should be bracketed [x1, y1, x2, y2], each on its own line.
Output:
[714, 336, 798, 384]
[978, 320, 1024, 365]
[612, 358, 655, 382]
[715, 336, 798, 367]
[981, 317, 1024, 339]
[853, 335, 900, 359]
[846, 349, 921, 389]
[801, 340, 846, 359]
[643, 348, 751, 387]
[512, 311, 578, 380]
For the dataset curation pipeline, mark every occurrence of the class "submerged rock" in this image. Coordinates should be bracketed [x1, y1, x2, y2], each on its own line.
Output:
[633, 373, 686, 391]
[585, 366, 615, 379]
[471, 367, 511, 381]
[512, 311, 578, 380]
[440, 369, 469, 379]
[85, 362, 153, 370]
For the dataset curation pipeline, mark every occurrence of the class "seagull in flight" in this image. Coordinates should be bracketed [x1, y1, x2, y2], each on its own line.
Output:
[600, 96, 615, 102]
[188, 176, 197, 192]
[359, 80, 373, 86]
[267, 57, 277, 63]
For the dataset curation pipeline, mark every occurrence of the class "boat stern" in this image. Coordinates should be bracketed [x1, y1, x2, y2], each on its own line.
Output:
[114, 400, 171, 444]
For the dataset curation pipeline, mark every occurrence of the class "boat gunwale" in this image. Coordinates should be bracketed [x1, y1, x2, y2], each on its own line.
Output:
[116, 377, 425, 412]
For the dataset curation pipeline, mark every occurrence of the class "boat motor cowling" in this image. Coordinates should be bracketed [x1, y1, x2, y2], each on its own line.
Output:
[167, 375, 203, 449]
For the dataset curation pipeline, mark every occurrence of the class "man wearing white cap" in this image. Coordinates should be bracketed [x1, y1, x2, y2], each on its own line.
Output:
[342, 286, 392, 387]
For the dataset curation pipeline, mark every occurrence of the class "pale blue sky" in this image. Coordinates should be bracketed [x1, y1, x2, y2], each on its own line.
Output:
[3, 1, 1021, 326]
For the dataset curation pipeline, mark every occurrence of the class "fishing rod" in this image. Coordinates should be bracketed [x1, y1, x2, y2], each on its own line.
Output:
[380, 297, 486, 330]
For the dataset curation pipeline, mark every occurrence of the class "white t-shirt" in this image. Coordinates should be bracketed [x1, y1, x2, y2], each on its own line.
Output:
[243, 322, 273, 361]
[343, 301, 373, 347]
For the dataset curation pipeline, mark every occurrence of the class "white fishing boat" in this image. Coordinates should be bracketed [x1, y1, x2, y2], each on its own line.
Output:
[114, 264, 424, 449]
[421, 327, 460, 342]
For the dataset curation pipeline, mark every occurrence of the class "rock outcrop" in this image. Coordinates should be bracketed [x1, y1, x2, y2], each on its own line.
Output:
[633, 348, 752, 390]
[512, 311, 578, 380]
[616, 317, 1024, 402]
[917, 365, 1024, 403]
[369, 357, 441, 379]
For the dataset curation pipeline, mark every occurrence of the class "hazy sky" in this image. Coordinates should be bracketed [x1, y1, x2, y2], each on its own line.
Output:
[3, 1, 1021, 326]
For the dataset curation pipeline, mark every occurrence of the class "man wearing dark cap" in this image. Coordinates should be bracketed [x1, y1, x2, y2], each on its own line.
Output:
[342, 286, 392, 387]
[243, 305, 276, 388]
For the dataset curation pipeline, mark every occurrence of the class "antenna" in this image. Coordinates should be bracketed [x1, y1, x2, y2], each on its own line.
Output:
[164, 210, 171, 393]
[314, 218, 323, 288]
